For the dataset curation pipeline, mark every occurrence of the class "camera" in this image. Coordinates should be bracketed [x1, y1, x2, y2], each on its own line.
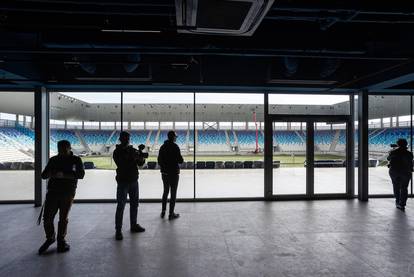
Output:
[137, 144, 149, 158]
[127, 144, 149, 159]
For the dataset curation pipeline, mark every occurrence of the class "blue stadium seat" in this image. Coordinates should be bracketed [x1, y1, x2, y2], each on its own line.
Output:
[82, 130, 112, 145]
[50, 129, 81, 147]
[198, 130, 227, 145]
[273, 131, 302, 145]
[236, 131, 264, 146]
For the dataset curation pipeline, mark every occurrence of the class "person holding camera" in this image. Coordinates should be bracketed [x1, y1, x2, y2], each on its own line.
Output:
[113, 131, 147, 240]
[158, 131, 184, 220]
[38, 140, 85, 255]
[388, 138, 413, 211]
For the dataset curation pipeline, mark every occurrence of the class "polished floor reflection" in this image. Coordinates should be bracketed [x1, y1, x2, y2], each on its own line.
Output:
[1, 199, 414, 276]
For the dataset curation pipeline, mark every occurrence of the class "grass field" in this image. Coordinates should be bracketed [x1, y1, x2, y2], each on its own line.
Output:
[81, 154, 344, 170]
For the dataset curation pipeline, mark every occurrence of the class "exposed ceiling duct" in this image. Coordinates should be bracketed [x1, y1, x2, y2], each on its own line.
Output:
[175, 0, 275, 36]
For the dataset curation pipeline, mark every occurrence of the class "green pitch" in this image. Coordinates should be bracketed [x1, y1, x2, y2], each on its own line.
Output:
[81, 154, 344, 170]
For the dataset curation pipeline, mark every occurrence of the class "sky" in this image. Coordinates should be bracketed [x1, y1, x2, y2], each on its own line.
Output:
[60, 92, 349, 105]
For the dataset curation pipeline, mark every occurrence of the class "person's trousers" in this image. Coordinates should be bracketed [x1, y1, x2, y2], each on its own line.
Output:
[390, 171, 411, 207]
[43, 192, 74, 241]
[115, 181, 139, 231]
[161, 174, 179, 215]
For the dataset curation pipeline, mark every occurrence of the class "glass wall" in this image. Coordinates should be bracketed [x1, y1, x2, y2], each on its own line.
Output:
[272, 121, 307, 195]
[123, 92, 194, 199]
[41, 91, 365, 201]
[0, 91, 34, 201]
[269, 94, 350, 197]
[49, 92, 121, 199]
[314, 121, 347, 194]
[368, 95, 412, 195]
[195, 93, 264, 198]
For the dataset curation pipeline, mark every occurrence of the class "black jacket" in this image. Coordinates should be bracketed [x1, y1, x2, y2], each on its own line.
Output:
[113, 144, 145, 183]
[387, 147, 413, 174]
[158, 140, 184, 175]
[41, 152, 85, 194]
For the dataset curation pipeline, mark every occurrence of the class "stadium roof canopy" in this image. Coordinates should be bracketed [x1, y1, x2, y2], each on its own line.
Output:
[0, 91, 411, 122]
[0, 1, 413, 94]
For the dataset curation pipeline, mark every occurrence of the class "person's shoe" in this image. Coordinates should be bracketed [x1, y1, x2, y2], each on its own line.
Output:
[396, 204, 405, 211]
[130, 224, 145, 233]
[115, 231, 123, 240]
[38, 238, 56, 255]
[57, 240, 70, 253]
[160, 211, 165, 218]
[168, 213, 180, 220]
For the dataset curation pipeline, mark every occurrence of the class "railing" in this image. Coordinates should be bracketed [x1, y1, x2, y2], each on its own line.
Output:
[0, 119, 16, 127]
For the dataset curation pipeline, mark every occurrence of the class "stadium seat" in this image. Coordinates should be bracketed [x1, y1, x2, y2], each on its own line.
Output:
[179, 162, 187, 169]
[235, 161, 243, 168]
[196, 161, 206, 169]
[205, 161, 215, 169]
[186, 161, 194, 169]
[215, 161, 224, 169]
[83, 161, 95, 169]
[22, 162, 34, 170]
[235, 130, 264, 149]
[197, 130, 228, 152]
[253, 161, 263, 168]
[224, 161, 234, 169]
[147, 161, 157, 169]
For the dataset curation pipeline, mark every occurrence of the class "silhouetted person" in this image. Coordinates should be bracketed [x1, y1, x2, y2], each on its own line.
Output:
[113, 131, 147, 240]
[38, 140, 85, 255]
[388, 138, 413, 211]
[158, 131, 184, 220]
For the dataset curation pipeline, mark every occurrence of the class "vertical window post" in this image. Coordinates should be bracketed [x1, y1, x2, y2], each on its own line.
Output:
[358, 90, 369, 201]
[34, 86, 49, 207]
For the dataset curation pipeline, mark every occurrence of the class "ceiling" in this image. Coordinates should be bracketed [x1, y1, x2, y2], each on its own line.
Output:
[0, 0, 413, 93]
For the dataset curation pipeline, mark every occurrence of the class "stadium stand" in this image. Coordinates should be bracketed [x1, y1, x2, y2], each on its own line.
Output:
[81, 130, 112, 152]
[273, 130, 304, 152]
[82, 130, 112, 145]
[235, 130, 264, 151]
[228, 131, 237, 145]
[197, 130, 228, 152]
[314, 130, 336, 151]
[2, 124, 412, 163]
[369, 127, 411, 152]
[0, 126, 34, 162]
[154, 130, 187, 150]
[148, 130, 157, 145]
[50, 129, 81, 148]
[129, 130, 149, 146]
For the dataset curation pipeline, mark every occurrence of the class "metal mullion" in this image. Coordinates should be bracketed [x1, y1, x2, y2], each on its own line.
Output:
[264, 91, 273, 198]
[193, 92, 196, 199]
[307, 120, 314, 196]
[411, 95, 413, 196]
[346, 96, 355, 197]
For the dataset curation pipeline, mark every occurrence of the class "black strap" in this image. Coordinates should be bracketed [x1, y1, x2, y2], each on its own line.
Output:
[37, 202, 45, 225]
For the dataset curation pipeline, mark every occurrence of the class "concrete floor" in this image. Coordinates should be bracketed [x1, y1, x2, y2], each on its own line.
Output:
[1, 199, 414, 276]
[0, 167, 400, 200]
